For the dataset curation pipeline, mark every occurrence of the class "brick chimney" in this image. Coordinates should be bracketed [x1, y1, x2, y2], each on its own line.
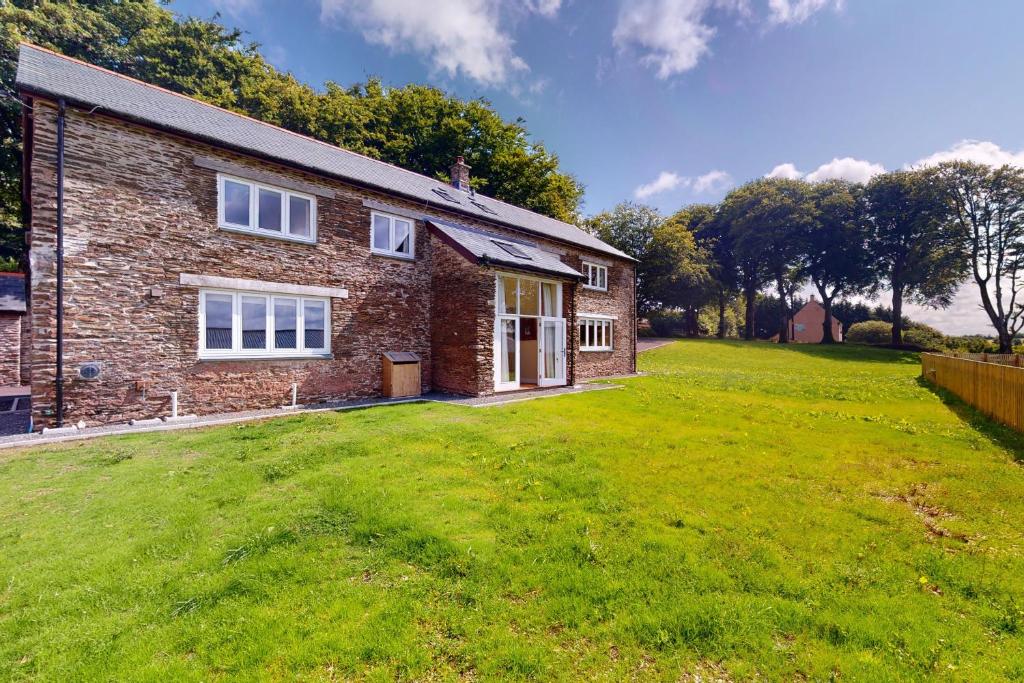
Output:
[450, 156, 471, 191]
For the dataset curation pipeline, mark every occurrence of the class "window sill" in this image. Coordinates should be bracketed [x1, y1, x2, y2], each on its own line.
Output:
[218, 224, 317, 246]
[370, 249, 416, 262]
[580, 348, 614, 353]
[199, 353, 334, 362]
[581, 285, 608, 292]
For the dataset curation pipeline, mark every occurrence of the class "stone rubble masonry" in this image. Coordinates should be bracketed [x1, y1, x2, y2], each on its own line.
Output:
[25, 99, 635, 427]
[0, 314, 22, 386]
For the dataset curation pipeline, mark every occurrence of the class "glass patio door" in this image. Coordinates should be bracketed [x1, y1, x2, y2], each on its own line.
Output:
[538, 318, 566, 387]
[495, 316, 519, 390]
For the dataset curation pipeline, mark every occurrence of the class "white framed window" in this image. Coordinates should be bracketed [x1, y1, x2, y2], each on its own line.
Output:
[582, 262, 608, 291]
[370, 211, 415, 259]
[199, 289, 330, 359]
[579, 316, 613, 351]
[217, 173, 316, 243]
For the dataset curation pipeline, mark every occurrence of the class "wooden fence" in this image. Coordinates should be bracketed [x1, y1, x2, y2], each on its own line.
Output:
[946, 353, 1023, 367]
[921, 353, 1024, 431]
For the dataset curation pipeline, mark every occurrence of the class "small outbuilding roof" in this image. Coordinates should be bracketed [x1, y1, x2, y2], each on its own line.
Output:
[427, 220, 585, 280]
[0, 273, 26, 313]
[15, 43, 632, 262]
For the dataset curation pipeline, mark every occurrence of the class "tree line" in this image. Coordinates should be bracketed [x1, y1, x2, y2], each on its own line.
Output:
[0, 0, 584, 267]
[588, 164, 1024, 354]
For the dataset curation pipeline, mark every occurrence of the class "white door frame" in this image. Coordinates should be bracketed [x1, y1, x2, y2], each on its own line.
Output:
[494, 315, 520, 391]
[537, 317, 566, 387]
[493, 272, 566, 392]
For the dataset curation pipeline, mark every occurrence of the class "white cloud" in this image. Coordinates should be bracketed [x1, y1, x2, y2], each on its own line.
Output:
[765, 162, 803, 179]
[320, 0, 528, 86]
[911, 140, 1024, 169]
[634, 169, 732, 198]
[693, 169, 732, 192]
[767, 0, 841, 24]
[525, 0, 562, 17]
[613, 0, 718, 80]
[613, 0, 840, 79]
[805, 157, 885, 183]
[635, 171, 685, 198]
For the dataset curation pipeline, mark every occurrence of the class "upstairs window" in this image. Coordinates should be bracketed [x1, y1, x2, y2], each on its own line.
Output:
[217, 174, 316, 243]
[582, 262, 608, 291]
[371, 211, 414, 259]
[199, 289, 329, 359]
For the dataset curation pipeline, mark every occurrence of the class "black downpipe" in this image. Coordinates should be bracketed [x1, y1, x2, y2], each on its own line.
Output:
[55, 99, 65, 427]
[632, 267, 638, 374]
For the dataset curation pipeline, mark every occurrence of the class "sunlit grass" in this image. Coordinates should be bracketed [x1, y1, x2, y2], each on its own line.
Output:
[1, 340, 1022, 680]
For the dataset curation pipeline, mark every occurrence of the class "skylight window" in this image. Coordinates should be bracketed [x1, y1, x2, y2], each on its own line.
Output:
[471, 200, 498, 215]
[432, 187, 462, 204]
[492, 240, 532, 260]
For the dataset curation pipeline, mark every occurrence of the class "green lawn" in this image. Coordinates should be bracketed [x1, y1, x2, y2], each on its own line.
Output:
[2, 341, 1023, 681]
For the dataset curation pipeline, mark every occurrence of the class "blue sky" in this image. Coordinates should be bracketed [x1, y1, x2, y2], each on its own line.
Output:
[169, 0, 1024, 333]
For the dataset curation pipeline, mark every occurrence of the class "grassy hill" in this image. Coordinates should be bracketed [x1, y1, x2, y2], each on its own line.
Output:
[1, 341, 1022, 680]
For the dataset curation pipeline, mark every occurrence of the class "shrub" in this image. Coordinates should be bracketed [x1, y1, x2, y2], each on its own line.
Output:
[846, 320, 947, 351]
[946, 335, 1000, 354]
[648, 311, 686, 337]
[903, 324, 947, 352]
[846, 320, 892, 345]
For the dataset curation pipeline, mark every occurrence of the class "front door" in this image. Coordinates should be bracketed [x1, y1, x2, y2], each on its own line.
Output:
[538, 318, 566, 387]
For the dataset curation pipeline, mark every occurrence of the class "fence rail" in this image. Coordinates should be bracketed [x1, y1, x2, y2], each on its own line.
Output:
[921, 353, 1024, 431]
[946, 353, 1023, 367]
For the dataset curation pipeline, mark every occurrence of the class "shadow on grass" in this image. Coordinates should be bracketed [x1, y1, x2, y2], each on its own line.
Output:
[918, 377, 1024, 461]
[680, 337, 922, 365]
[775, 342, 922, 365]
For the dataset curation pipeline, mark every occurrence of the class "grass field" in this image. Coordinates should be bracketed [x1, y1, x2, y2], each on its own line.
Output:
[2, 340, 1023, 681]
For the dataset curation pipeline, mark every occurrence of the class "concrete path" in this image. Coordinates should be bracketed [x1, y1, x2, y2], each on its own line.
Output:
[0, 382, 622, 451]
[637, 338, 678, 352]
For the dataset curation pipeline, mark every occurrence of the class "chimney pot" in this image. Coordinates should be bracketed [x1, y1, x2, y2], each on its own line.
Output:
[450, 156, 471, 191]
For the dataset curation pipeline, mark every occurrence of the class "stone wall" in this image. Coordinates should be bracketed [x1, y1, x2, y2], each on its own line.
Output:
[429, 236, 494, 395]
[25, 99, 635, 426]
[572, 256, 636, 379]
[0, 314, 22, 386]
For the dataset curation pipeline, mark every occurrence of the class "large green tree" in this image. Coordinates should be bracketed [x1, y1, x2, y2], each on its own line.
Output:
[585, 202, 663, 316]
[865, 170, 967, 346]
[657, 205, 715, 336]
[804, 181, 878, 343]
[936, 161, 1024, 353]
[0, 0, 584, 265]
[720, 178, 817, 343]
[691, 205, 739, 338]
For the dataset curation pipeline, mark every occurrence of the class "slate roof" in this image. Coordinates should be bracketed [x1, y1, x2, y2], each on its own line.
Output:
[427, 220, 585, 280]
[15, 43, 632, 261]
[0, 273, 26, 313]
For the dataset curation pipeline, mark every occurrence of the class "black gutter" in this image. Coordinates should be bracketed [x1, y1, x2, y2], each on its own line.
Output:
[18, 88, 636, 264]
[55, 98, 65, 427]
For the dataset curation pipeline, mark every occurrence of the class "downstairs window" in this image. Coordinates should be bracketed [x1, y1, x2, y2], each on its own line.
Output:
[579, 317, 613, 351]
[200, 289, 329, 358]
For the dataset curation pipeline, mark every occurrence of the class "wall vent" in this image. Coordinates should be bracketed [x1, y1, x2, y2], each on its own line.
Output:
[79, 362, 102, 380]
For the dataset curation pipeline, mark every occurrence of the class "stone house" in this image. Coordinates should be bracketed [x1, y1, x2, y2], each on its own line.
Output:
[0, 273, 27, 386]
[14, 44, 636, 429]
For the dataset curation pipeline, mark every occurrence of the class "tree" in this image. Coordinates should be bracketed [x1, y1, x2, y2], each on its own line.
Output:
[804, 181, 877, 343]
[0, 0, 585, 264]
[658, 205, 716, 336]
[936, 161, 1024, 353]
[720, 178, 816, 343]
[865, 170, 967, 346]
[693, 207, 740, 338]
[586, 202, 663, 316]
